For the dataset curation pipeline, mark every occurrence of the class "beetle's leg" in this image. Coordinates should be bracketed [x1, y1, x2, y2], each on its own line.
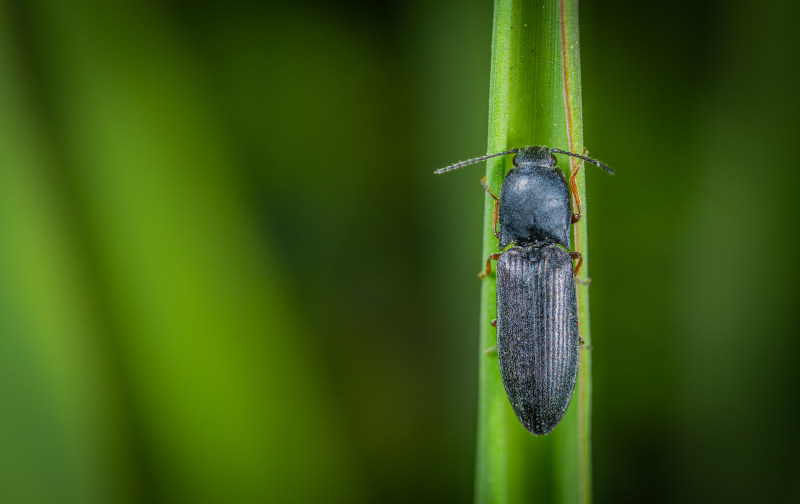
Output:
[569, 251, 583, 277]
[481, 176, 501, 239]
[569, 252, 591, 284]
[478, 252, 503, 278]
[491, 319, 497, 328]
[484, 345, 497, 355]
[569, 147, 589, 224]
[481, 176, 500, 200]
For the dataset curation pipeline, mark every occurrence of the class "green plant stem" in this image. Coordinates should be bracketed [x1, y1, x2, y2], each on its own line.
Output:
[474, 1, 512, 502]
[475, 1, 592, 503]
[560, 4, 594, 503]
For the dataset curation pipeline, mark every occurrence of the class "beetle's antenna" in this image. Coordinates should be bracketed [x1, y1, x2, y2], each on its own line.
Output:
[551, 148, 615, 175]
[434, 149, 520, 174]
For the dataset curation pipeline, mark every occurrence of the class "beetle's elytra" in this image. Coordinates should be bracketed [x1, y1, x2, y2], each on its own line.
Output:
[435, 145, 612, 435]
[496, 245, 578, 434]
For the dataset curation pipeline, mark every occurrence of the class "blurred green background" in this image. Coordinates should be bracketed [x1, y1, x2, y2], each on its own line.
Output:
[1, 0, 799, 502]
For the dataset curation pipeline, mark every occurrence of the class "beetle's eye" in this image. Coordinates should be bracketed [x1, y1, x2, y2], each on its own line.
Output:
[551, 155, 558, 165]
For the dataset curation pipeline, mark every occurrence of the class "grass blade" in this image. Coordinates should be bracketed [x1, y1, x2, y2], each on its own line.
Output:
[475, 1, 592, 503]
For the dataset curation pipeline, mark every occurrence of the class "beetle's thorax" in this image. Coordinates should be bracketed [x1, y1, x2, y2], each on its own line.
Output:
[498, 165, 572, 250]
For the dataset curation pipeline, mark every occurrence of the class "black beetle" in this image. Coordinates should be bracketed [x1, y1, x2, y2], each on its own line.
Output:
[435, 145, 612, 435]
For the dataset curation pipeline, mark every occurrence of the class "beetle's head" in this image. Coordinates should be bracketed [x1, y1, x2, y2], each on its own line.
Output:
[513, 145, 557, 168]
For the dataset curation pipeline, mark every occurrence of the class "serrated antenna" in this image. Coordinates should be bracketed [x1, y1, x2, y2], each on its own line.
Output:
[550, 147, 614, 175]
[434, 149, 520, 174]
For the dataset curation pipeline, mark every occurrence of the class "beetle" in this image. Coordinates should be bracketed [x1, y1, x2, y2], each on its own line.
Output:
[435, 145, 612, 435]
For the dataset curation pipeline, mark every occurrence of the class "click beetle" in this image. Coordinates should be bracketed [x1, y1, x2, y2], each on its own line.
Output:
[435, 145, 612, 435]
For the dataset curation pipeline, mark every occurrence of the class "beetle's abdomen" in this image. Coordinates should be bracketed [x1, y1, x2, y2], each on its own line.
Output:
[496, 245, 579, 435]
